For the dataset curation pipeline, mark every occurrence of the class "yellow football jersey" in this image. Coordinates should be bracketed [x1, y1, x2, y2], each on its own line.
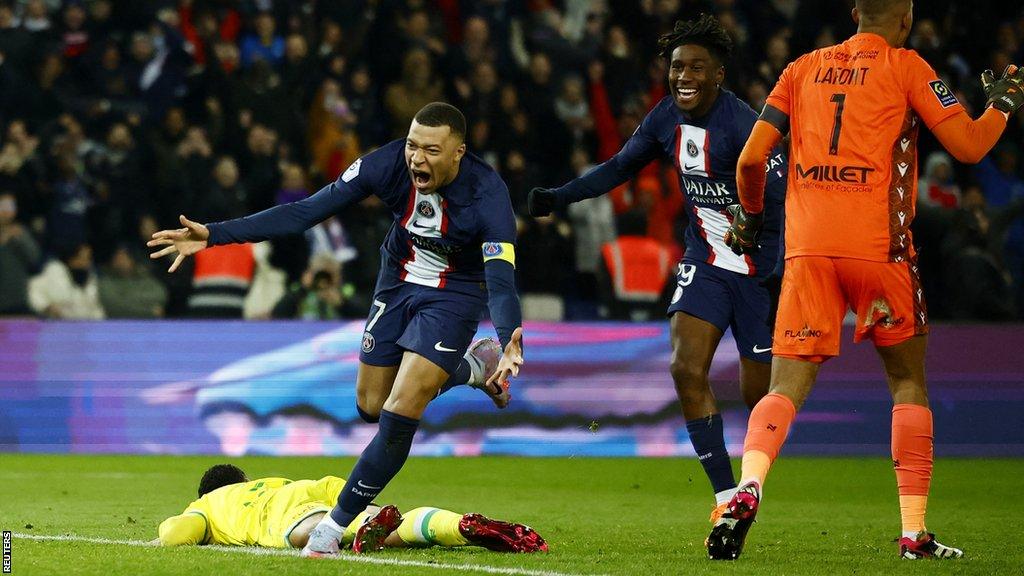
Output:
[162, 476, 346, 548]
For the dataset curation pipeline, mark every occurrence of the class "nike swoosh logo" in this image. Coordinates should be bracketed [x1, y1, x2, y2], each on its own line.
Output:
[684, 163, 701, 171]
[434, 341, 457, 352]
[357, 480, 382, 490]
[752, 345, 772, 354]
[410, 221, 437, 233]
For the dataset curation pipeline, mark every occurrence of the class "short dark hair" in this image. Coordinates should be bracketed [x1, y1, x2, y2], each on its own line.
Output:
[855, 0, 911, 20]
[198, 464, 247, 497]
[413, 102, 466, 142]
[658, 14, 733, 63]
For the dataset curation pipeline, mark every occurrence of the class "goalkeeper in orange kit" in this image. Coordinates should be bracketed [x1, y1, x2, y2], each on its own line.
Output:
[711, 0, 1023, 561]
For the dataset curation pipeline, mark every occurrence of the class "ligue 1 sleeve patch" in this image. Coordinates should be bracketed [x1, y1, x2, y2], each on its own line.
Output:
[928, 80, 958, 108]
[341, 158, 362, 182]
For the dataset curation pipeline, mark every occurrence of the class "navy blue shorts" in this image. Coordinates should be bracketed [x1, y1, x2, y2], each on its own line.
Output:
[359, 275, 486, 374]
[666, 259, 773, 363]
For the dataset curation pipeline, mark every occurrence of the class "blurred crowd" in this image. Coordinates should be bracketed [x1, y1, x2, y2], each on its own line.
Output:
[1, 0, 1023, 322]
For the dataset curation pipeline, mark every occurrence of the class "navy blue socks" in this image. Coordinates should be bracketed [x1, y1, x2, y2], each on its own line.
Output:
[330, 409, 420, 527]
[686, 413, 737, 503]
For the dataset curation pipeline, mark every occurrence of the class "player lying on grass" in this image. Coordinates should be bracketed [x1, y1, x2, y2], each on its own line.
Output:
[156, 464, 547, 554]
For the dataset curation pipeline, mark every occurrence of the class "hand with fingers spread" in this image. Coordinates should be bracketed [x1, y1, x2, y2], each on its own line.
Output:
[485, 327, 524, 408]
[981, 64, 1024, 115]
[147, 215, 210, 273]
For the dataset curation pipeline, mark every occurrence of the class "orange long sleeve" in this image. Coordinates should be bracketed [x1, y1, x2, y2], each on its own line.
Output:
[931, 107, 1009, 164]
[736, 120, 784, 215]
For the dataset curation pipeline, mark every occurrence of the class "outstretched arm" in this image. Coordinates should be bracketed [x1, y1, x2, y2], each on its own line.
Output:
[148, 156, 377, 272]
[529, 106, 664, 216]
[912, 64, 1021, 164]
[205, 177, 371, 245]
[931, 108, 1008, 164]
[158, 513, 207, 546]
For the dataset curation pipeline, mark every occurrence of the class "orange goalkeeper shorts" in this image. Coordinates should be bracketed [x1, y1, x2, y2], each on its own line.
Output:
[773, 256, 928, 360]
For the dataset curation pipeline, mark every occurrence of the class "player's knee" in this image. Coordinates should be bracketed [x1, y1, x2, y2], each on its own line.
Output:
[356, 402, 380, 424]
[356, 387, 385, 422]
[670, 356, 705, 389]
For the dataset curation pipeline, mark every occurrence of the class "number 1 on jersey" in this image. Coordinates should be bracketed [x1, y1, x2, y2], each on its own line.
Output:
[829, 93, 846, 155]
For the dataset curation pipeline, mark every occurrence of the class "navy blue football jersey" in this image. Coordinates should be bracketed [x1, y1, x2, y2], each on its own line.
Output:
[207, 139, 517, 294]
[557, 91, 786, 276]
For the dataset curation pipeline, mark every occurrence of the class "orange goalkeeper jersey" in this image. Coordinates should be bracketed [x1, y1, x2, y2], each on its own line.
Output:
[765, 33, 962, 262]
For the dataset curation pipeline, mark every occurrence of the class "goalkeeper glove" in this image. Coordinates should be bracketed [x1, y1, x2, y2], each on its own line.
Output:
[527, 187, 556, 217]
[723, 204, 763, 255]
[981, 64, 1024, 115]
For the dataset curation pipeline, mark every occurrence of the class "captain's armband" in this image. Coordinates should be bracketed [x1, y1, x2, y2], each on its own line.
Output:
[482, 242, 515, 267]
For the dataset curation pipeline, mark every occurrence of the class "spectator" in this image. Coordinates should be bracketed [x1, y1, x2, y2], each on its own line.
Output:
[565, 149, 616, 295]
[941, 188, 1021, 321]
[187, 242, 254, 318]
[516, 214, 575, 296]
[918, 152, 961, 209]
[47, 145, 91, 251]
[97, 244, 168, 318]
[20, 0, 52, 34]
[553, 75, 594, 146]
[136, 213, 191, 318]
[240, 12, 284, 69]
[201, 155, 248, 221]
[0, 191, 41, 315]
[597, 210, 673, 322]
[308, 79, 360, 181]
[383, 48, 443, 139]
[0, 3, 33, 74]
[28, 242, 105, 319]
[271, 255, 365, 320]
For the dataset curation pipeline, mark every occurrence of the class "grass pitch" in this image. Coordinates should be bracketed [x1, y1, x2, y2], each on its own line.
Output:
[1, 454, 1018, 575]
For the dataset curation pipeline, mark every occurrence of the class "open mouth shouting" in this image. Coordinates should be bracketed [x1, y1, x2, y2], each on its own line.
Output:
[410, 166, 432, 190]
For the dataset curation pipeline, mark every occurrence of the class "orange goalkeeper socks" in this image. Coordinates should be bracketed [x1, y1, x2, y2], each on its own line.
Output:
[892, 403, 933, 535]
[738, 392, 797, 489]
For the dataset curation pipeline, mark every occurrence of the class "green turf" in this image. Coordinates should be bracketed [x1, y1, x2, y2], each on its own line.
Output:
[0, 454, 1018, 575]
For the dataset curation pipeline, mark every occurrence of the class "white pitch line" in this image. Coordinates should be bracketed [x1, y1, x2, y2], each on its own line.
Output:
[12, 533, 605, 576]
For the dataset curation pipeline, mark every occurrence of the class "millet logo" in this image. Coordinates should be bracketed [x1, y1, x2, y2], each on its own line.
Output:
[784, 326, 822, 341]
[796, 163, 874, 184]
[767, 424, 778, 432]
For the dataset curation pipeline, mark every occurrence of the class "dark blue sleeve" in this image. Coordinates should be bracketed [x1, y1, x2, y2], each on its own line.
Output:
[478, 173, 521, 350]
[206, 155, 377, 246]
[551, 105, 665, 207]
[484, 260, 521, 350]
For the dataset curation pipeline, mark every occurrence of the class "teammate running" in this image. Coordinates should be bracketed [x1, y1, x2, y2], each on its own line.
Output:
[712, 0, 1023, 561]
[148, 102, 525, 557]
[529, 14, 786, 531]
[156, 464, 547, 553]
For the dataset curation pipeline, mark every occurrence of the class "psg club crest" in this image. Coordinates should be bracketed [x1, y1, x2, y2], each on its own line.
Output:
[483, 242, 503, 257]
[686, 139, 699, 158]
[361, 331, 375, 353]
[417, 201, 436, 219]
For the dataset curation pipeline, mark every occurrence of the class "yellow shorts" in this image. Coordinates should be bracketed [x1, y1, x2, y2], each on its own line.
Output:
[261, 476, 344, 548]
